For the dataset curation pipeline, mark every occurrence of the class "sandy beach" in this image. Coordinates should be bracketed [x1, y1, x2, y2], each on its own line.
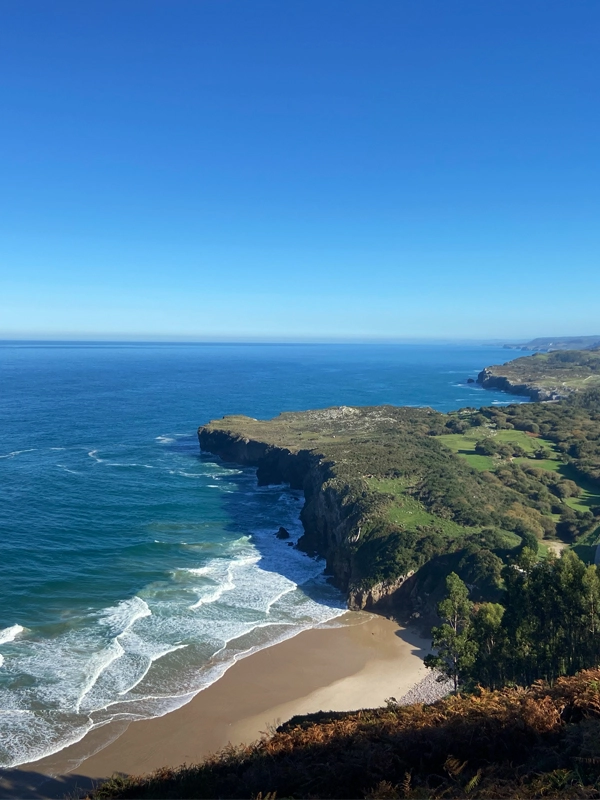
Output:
[0, 612, 432, 799]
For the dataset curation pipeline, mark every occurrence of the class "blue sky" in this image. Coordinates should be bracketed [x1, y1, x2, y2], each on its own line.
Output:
[1, 0, 599, 340]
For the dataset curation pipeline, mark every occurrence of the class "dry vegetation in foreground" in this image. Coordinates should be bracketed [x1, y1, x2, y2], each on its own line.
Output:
[89, 669, 600, 799]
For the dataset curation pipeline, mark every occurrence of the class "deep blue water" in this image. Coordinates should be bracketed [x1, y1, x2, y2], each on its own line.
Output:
[0, 342, 518, 767]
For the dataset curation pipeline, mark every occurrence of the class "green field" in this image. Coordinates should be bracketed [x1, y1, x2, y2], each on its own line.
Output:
[561, 468, 600, 514]
[365, 476, 469, 536]
[437, 429, 559, 472]
[438, 429, 600, 542]
[365, 477, 521, 550]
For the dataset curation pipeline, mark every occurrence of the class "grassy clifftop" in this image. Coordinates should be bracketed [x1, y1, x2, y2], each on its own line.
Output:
[200, 398, 600, 608]
[90, 669, 600, 799]
[479, 349, 600, 400]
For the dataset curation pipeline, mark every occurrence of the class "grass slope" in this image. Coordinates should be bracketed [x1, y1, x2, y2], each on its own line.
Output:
[365, 477, 469, 537]
[436, 431, 600, 517]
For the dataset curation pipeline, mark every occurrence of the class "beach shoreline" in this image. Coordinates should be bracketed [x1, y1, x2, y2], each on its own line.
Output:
[0, 612, 434, 799]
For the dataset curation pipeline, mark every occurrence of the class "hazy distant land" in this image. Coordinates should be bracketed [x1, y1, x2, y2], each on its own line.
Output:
[504, 335, 600, 352]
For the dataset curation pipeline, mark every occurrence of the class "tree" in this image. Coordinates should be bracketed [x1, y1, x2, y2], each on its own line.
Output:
[425, 573, 477, 691]
[467, 552, 600, 688]
[475, 439, 498, 456]
[470, 603, 505, 689]
[516, 527, 539, 555]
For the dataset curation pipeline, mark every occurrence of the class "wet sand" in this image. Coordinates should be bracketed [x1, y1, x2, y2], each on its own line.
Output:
[0, 613, 431, 799]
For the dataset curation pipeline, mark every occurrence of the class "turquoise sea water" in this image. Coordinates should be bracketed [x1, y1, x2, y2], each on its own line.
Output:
[0, 342, 520, 767]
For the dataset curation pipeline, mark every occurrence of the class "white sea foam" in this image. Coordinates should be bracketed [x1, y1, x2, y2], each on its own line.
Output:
[75, 638, 124, 712]
[155, 435, 175, 444]
[0, 709, 95, 770]
[205, 469, 243, 478]
[56, 464, 80, 475]
[99, 596, 152, 636]
[265, 585, 296, 613]
[0, 475, 346, 770]
[105, 463, 155, 468]
[0, 624, 24, 644]
[0, 449, 36, 459]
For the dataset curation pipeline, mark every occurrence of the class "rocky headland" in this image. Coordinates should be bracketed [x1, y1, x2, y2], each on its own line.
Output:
[476, 365, 565, 401]
[199, 406, 429, 612]
[199, 395, 600, 619]
[477, 348, 600, 402]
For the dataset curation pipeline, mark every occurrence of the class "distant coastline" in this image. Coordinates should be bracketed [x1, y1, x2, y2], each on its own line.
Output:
[503, 335, 600, 352]
[477, 348, 600, 402]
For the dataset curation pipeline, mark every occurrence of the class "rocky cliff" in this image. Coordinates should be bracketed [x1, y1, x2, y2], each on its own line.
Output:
[198, 423, 413, 611]
[476, 366, 566, 401]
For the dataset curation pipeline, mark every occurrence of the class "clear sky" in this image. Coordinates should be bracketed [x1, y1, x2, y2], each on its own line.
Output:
[1, 0, 599, 341]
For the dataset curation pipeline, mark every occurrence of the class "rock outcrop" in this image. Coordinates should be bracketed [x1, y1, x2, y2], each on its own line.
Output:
[347, 573, 415, 611]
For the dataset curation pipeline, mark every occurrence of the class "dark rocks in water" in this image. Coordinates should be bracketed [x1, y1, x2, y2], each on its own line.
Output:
[276, 526, 290, 540]
[287, 541, 294, 547]
[467, 378, 475, 383]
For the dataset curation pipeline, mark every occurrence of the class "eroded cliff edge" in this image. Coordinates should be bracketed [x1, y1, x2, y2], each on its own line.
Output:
[198, 407, 436, 612]
[476, 366, 562, 401]
[477, 349, 600, 402]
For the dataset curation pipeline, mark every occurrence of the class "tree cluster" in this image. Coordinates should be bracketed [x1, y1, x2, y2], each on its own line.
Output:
[427, 551, 600, 691]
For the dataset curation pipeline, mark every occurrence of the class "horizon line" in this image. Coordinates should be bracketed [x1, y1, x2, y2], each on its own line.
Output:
[0, 336, 525, 345]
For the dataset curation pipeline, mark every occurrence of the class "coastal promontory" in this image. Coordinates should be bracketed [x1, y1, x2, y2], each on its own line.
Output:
[200, 395, 600, 615]
[478, 348, 600, 401]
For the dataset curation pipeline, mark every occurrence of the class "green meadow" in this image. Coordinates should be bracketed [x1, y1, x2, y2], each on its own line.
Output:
[365, 476, 470, 537]
[438, 428, 600, 547]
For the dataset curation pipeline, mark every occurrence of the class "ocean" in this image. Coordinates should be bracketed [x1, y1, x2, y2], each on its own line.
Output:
[0, 342, 519, 768]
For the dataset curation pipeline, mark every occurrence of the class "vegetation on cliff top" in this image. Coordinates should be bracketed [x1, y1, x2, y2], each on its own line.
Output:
[481, 348, 600, 397]
[201, 394, 600, 595]
[89, 669, 600, 799]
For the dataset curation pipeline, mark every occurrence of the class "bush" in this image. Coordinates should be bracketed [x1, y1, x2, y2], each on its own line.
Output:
[475, 439, 498, 456]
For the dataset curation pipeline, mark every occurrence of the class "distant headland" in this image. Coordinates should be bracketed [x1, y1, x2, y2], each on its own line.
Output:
[503, 335, 600, 352]
[478, 348, 600, 401]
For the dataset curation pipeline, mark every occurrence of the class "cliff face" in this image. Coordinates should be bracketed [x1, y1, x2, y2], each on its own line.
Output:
[197, 427, 314, 489]
[476, 366, 565, 401]
[197, 426, 410, 611]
